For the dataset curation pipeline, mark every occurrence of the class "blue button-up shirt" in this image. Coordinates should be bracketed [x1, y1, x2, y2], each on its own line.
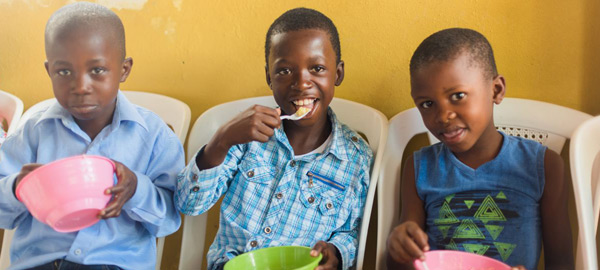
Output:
[176, 109, 372, 270]
[0, 92, 184, 270]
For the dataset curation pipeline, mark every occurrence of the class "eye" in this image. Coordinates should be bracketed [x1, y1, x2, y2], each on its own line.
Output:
[91, 67, 106, 75]
[57, 69, 71, 76]
[311, 66, 325, 73]
[277, 68, 291, 76]
[420, 101, 433, 109]
[451, 92, 466, 101]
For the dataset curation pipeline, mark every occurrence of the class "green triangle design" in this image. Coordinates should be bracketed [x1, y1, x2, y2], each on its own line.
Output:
[463, 243, 490, 255]
[434, 202, 460, 225]
[452, 219, 485, 239]
[445, 194, 455, 203]
[437, 225, 451, 238]
[464, 200, 475, 209]
[494, 242, 517, 261]
[445, 239, 458, 250]
[485, 224, 504, 240]
[474, 195, 507, 223]
[496, 191, 507, 200]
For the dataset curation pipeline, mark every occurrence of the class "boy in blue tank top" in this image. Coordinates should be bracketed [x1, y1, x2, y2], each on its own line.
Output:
[387, 28, 573, 270]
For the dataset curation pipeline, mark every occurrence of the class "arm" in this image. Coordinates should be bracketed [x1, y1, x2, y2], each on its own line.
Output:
[540, 149, 574, 269]
[387, 155, 429, 270]
[0, 127, 38, 229]
[176, 105, 281, 216]
[100, 133, 186, 237]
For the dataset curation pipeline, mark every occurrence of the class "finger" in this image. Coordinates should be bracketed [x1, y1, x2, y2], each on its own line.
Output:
[318, 249, 338, 270]
[250, 129, 271, 143]
[401, 235, 426, 261]
[255, 122, 276, 138]
[388, 237, 412, 263]
[311, 241, 327, 257]
[99, 201, 124, 218]
[407, 224, 430, 252]
[275, 107, 281, 116]
[105, 185, 126, 195]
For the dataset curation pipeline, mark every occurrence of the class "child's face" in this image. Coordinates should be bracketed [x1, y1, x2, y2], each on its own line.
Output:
[266, 29, 344, 127]
[410, 52, 505, 153]
[45, 27, 132, 125]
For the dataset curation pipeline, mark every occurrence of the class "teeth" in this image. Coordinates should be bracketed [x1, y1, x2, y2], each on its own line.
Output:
[293, 99, 315, 106]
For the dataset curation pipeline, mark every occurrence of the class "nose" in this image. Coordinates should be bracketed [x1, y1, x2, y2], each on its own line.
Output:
[291, 69, 313, 91]
[435, 104, 457, 125]
[70, 74, 93, 95]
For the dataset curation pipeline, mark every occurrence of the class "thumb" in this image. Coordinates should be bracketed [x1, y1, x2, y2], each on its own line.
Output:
[275, 107, 281, 116]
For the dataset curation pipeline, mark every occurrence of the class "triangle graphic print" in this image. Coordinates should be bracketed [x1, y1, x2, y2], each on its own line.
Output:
[496, 191, 507, 200]
[463, 243, 490, 255]
[474, 195, 507, 223]
[445, 194, 455, 203]
[437, 225, 451, 239]
[494, 242, 517, 262]
[434, 202, 459, 225]
[485, 224, 504, 240]
[464, 200, 475, 209]
[445, 239, 458, 250]
[452, 219, 485, 239]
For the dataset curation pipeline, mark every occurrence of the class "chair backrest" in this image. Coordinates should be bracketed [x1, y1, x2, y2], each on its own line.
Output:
[0, 90, 24, 135]
[0, 91, 190, 270]
[178, 95, 388, 270]
[570, 115, 600, 270]
[375, 97, 592, 270]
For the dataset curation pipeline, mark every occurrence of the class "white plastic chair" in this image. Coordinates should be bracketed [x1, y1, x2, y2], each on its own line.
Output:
[570, 115, 600, 270]
[376, 97, 592, 270]
[179, 95, 387, 270]
[0, 90, 24, 135]
[0, 91, 191, 270]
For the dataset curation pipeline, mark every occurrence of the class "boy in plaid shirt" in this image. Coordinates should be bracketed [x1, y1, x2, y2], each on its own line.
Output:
[176, 8, 372, 270]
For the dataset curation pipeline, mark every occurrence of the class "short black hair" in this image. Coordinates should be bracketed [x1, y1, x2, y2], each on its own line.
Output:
[45, 2, 126, 59]
[410, 28, 497, 79]
[265, 8, 341, 67]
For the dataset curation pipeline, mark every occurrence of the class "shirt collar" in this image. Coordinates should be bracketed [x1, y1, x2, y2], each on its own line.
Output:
[275, 107, 350, 161]
[35, 91, 148, 131]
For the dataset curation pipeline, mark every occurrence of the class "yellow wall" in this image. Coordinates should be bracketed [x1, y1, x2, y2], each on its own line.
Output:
[0, 0, 599, 269]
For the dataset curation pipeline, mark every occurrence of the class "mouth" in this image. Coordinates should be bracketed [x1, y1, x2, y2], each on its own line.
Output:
[439, 127, 466, 144]
[71, 104, 98, 115]
[291, 98, 318, 118]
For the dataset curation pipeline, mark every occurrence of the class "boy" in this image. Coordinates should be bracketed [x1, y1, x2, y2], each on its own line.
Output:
[387, 28, 573, 270]
[176, 8, 372, 270]
[0, 2, 184, 269]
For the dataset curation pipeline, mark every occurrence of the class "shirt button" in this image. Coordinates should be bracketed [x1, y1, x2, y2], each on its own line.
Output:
[192, 174, 199, 181]
[351, 136, 359, 142]
[74, 249, 82, 255]
[250, 240, 258, 247]
[247, 170, 255, 178]
[264, 227, 272, 234]
[290, 160, 296, 167]
[326, 202, 333, 209]
[276, 193, 283, 199]
[192, 186, 200, 192]
[308, 196, 315, 204]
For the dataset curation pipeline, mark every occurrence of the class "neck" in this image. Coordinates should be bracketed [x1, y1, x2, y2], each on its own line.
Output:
[284, 113, 332, 156]
[454, 125, 503, 169]
[75, 103, 116, 141]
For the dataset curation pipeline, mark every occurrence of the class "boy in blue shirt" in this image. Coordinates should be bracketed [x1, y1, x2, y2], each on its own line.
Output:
[176, 8, 372, 270]
[387, 28, 573, 269]
[0, 2, 184, 269]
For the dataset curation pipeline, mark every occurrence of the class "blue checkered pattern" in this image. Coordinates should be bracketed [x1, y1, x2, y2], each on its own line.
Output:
[176, 109, 372, 270]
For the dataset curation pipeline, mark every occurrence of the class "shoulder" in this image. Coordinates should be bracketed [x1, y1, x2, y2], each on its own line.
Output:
[129, 104, 181, 144]
[338, 122, 373, 164]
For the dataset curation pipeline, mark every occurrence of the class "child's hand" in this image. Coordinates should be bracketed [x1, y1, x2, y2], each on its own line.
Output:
[311, 241, 340, 270]
[387, 221, 430, 264]
[511, 266, 527, 270]
[98, 160, 137, 219]
[13, 163, 43, 196]
[215, 105, 281, 148]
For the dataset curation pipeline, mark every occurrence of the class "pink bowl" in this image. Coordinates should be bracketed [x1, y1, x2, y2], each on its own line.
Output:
[16, 155, 115, 232]
[414, 250, 511, 270]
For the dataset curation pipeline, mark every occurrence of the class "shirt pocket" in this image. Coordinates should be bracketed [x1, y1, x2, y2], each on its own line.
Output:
[238, 158, 275, 185]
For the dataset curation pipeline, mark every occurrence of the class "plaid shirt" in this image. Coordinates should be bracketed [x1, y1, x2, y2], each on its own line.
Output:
[176, 109, 372, 270]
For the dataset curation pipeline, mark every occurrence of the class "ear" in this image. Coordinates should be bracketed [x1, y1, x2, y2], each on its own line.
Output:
[44, 60, 50, 76]
[492, 74, 506, 105]
[119, 57, 133, 83]
[265, 65, 272, 90]
[334, 60, 345, 86]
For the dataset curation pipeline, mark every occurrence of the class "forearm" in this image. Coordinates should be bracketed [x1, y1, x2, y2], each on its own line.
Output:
[196, 130, 232, 170]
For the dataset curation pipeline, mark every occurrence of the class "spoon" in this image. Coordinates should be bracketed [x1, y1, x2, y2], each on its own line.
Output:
[280, 107, 310, 120]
